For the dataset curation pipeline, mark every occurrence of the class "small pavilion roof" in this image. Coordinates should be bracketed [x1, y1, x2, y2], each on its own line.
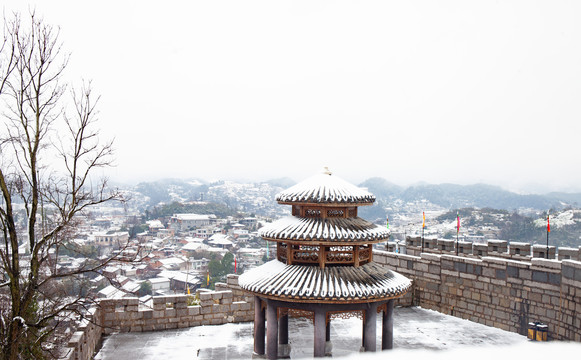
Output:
[276, 169, 375, 205]
[239, 260, 411, 303]
[259, 216, 389, 243]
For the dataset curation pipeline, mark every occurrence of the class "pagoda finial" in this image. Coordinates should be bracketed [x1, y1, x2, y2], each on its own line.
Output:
[322, 167, 332, 176]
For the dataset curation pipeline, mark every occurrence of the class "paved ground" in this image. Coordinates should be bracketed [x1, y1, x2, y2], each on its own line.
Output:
[95, 306, 532, 359]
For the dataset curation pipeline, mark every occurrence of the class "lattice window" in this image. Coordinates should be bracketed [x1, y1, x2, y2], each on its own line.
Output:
[305, 208, 321, 218]
[326, 250, 354, 263]
[329, 246, 353, 252]
[348, 208, 357, 217]
[327, 209, 344, 217]
[358, 247, 371, 261]
[292, 246, 319, 263]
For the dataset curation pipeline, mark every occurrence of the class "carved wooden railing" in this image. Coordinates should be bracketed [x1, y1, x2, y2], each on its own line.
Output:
[276, 243, 372, 268]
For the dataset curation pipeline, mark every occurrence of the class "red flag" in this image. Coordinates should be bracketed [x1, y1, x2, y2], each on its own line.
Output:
[457, 211, 460, 234]
[547, 215, 550, 233]
[234, 255, 237, 274]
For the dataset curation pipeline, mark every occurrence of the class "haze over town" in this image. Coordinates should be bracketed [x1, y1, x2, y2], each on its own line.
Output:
[4, 1, 581, 194]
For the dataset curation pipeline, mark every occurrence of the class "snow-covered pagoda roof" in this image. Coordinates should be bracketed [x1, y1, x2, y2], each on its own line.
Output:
[239, 260, 411, 303]
[276, 168, 375, 205]
[259, 216, 389, 243]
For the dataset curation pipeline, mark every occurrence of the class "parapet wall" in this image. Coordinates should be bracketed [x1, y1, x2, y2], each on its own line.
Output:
[403, 236, 580, 260]
[375, 250, 581, 341]
[63, 274, 254, 360]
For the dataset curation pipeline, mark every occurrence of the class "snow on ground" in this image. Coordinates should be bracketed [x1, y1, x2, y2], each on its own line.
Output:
[94, 306, 581, 360]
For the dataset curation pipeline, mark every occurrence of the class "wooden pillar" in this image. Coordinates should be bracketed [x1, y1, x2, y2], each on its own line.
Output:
[279, 314, 288, 345]
[254, 297, 265, 355]
[382, 300, 394, 350]
[286, 244, 292, 265]
[279, 313, 290, 358]
[314, 309, 326, 357]
[266, 300, 278, 359]
[364, 303, 378, 352]
[325, 319, 332, 356]
[354, 245, 360, 267]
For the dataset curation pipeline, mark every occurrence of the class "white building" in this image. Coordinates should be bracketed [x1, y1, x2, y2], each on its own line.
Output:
[169, 214, 217, 231]
[90, 231, 130, 247]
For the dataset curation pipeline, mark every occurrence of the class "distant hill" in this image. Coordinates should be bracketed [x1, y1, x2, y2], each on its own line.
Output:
[135, 178, 208, 205]
[359, 177, 403, 199]
[265, 177, 296, 189]
[399, 183, 554, 210]
[359, 179, 580, 211]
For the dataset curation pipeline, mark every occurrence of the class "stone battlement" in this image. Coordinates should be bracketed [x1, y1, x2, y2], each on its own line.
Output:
[374, 250, 581, 341]
[63, 274, 253, 360]
[402, 236, 579, 261]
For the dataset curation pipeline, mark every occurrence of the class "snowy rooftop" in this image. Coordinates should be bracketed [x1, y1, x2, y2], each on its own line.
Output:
[93, 306, 579, 360]
[239, 260, 410, 302]
[276, 169, 375, 205]
[171, 214, 216, 221]
[208, 234, 234, 246]
[259, 216, 389, 243]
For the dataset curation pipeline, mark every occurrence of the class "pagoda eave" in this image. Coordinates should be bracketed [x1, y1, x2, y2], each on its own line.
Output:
[277, 201, 374, 207]
[262, 237, 388, 246]
[242, 290, 409, 305]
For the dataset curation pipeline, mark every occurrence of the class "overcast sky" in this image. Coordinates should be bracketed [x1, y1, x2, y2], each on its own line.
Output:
[4, 1, 581, 193]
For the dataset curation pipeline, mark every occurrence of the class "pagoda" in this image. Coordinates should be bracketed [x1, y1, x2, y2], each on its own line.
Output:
[239, 169, 411, 359]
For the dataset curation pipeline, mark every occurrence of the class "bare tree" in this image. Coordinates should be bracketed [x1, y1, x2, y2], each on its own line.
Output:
[0, 12, 126, 359]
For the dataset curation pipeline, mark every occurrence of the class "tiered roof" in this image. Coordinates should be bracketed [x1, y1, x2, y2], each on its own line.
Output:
[239, 260, 410, 302]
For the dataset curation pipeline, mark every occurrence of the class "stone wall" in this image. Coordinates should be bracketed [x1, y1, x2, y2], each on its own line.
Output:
[375, 250, 581, 341]
[62, 307, 104, 360]
[63, 274, 253, 360]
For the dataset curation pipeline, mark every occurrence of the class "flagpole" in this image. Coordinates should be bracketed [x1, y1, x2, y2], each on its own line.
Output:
[421, 226, 424, 253]
[421, 212, 425, 253]
[456, 211, 459, 256]
[546, 213, 550, 259]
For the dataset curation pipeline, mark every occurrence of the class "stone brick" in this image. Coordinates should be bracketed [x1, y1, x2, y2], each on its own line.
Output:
[562, 265, 575, 279]
[188, 306, 201, 316]
[454, 262, 467, 273]
[519, 269, 532, 280]
[199, 292, 212, 301]
[532, 271, 549, 283]
[482, 267, 495, 278]
[222, 298, 233, 305]
[428, 264, 440, 274]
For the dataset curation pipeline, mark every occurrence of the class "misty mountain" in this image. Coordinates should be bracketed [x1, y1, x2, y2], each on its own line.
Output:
[264, 177, 296, 189]
[359, 177, 404, 199]
[399, 183, 554, 210]
[135, 178, 208, 205]
[131, 176, 581, 217]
